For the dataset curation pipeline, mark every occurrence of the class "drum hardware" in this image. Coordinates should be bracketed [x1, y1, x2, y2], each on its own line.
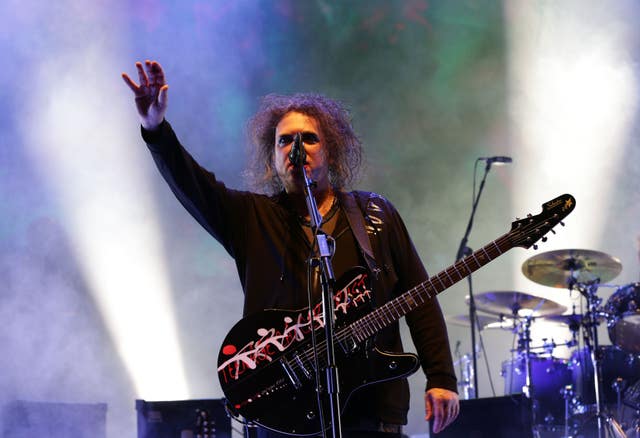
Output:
[446, 313, 516, 331]
[626, 379, 640, 410]
[453, 340, 482, 400]
[544, 313, 585, 332]
[565, 281, 628, 438]
[468, 290, 567, 317]
[562, 385, 575, 438]
[605, 283, 640, 354]
[521, 249, 623, 288]
[612, 378, 627, 426]
[514, 249, 640, 436]
[501, 315, 576, 429]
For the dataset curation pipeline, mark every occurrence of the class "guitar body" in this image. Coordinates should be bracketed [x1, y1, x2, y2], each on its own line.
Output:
[217, 268, 419, 436]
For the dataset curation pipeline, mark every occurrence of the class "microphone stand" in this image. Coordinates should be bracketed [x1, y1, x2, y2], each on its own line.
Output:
[297, 159, 342, 438]
[455, 159, 494, 399]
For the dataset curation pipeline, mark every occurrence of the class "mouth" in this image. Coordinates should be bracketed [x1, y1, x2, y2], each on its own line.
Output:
[288, 162, 310, 173]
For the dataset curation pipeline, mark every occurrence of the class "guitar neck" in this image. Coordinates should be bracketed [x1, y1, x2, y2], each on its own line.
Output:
[349, 232, 514, 342]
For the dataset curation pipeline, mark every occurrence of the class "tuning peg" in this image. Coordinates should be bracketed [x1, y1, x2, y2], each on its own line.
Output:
[533, 244, 539, 250]
[541, 237, 548, 243]
[550, 229, 556, 235]
[560, 221, 565, 226]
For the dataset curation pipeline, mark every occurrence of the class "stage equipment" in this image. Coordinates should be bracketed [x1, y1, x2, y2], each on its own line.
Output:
[470, 290, 567, 317]
[521, 249, 622, 288]
[454, 156, 514, 398]
[136, 399, 230, 438]
[605, 282, 640, 354]
[430, 394, 533, 438]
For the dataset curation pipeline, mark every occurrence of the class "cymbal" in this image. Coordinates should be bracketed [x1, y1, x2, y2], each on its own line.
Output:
[522, 249, 622, 288]
[446, 314, 515, 330]
[468, 291, 567, 317]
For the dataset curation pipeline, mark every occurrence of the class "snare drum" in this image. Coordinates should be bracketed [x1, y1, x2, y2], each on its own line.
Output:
[502, 355, 571, 424]
[606, 283, 640, 353]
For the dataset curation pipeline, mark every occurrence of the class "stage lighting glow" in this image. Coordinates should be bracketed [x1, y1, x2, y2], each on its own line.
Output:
[22, 51, 189, 400]
[504, 1, 638, 352]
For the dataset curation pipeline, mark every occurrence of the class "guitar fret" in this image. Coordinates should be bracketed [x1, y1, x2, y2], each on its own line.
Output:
[424, 284, 432, 299]
[469, 252, 482, 269]
[460, 257, 471, 274]
[492, 240, 502, 255]
[399, 296, 410, 312]
[443, 270, 454, 286]
[351, 322, 363, 342]
[448, 267, 461, 281]
[405, 294, 416, 308]
[482, 247, 491, 260]
[418, 285, 429, 301]
[434, 275, 447, 292]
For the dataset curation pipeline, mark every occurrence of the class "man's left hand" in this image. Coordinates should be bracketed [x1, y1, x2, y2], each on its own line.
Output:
[425, 387, 459, 434]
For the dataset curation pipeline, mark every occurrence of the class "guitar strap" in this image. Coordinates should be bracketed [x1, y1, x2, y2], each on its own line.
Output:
[338, 191, 380, 279]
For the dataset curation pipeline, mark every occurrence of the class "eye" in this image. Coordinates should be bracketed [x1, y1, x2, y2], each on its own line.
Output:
[277, 135, 293, 147]
[301, 133, 320, 144]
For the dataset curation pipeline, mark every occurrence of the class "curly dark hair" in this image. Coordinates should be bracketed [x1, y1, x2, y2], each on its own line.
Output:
[245, 93, 363, 194]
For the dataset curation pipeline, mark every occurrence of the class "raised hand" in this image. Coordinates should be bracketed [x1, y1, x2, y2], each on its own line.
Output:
[122, 60, 168, 130]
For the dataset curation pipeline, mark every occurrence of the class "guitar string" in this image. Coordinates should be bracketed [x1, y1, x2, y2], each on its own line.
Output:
[288, 233, 512, 374]
[284, 216, 556, 379]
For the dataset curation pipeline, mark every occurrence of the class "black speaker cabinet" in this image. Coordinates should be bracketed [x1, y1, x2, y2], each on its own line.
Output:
[430, 395, 533, 438]
[136, 399, 231, 438]
[2, 400, 107, 438]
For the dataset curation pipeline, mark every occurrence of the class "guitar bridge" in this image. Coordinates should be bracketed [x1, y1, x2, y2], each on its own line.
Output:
[338, 336, 360, 355]
[280, 357, 302, 390]
[293, 354, 312, 380]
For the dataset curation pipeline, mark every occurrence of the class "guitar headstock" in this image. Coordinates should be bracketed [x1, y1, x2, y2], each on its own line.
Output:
[509, 194, 575, 249]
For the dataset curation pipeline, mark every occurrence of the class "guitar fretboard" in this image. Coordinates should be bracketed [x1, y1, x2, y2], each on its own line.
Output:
[348, 232, 514, 343]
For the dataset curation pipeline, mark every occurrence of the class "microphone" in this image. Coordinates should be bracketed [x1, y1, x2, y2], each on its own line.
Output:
[288, 132, 306, 167]
[480, 156, 512, 164]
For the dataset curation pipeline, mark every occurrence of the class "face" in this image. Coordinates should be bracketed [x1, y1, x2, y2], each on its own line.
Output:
[274, 111, 330, 194]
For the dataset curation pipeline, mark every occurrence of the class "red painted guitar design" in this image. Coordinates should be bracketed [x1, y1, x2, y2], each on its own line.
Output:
[217, 194, 576, 436]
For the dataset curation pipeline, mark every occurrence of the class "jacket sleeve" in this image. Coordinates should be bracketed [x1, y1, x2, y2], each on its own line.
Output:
[383, 200, 458, 393]
[141, 120, 249, 260]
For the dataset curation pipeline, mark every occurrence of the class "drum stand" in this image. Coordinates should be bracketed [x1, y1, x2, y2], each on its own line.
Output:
[514, 315, 542, 431]
[576, 281, 625, 438]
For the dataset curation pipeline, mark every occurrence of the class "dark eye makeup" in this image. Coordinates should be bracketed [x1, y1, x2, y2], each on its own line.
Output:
[277, 132, 320, 146]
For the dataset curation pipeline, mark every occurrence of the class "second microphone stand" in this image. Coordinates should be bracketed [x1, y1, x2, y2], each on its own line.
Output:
[455, 159, 497, 399]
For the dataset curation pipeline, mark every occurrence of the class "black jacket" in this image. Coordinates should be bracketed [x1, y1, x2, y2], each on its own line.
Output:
[142, 120, 457, 427]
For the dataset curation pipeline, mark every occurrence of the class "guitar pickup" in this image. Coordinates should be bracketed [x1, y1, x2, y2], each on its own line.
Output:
[280, 357, 302, 390]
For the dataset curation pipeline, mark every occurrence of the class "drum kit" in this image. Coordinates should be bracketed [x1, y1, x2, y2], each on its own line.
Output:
[449, 249, 640, 438]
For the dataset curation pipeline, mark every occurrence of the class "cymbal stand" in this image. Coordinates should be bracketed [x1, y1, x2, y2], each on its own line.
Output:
[579, 281, 625, 438]
[515, 315, 537, 426]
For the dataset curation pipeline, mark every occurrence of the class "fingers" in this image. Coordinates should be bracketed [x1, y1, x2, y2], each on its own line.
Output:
[157, 84, 169, 110]
[136, 61, 149, 87]
[121, 72, 139, 92]
[425, 388, 460, 434]
[122, 60, 166, 95]
[146, 60, 165, 87]
[429, 395, 445, 433]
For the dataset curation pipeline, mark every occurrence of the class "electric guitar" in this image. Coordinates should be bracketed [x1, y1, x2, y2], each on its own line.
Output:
[217, 193, 576, 435]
